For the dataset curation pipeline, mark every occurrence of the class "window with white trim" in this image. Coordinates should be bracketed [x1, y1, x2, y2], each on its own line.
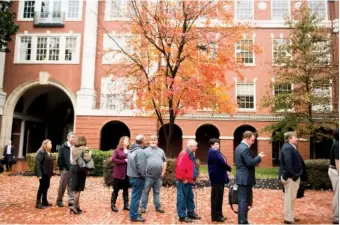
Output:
[236, 83, 255, 110]
[101, 76, 133, 111]
[272, 38, 289, 65]
[271, 0, 289, 20]
[312, 80, 332, 112]
[235, 0, 253, 21]
[235, 39, 254, 65]
[103, 34, 133, 64]
[19, 37, 32, 61]
[308, 0, 327, 20]
[313, 41, 331, 66]
[15, 34, 80, 63]
[23, 0, 35, 19]
[274, 83, 292, 110]
[67, 0, 80, 19]
[107, 0, 134, 20]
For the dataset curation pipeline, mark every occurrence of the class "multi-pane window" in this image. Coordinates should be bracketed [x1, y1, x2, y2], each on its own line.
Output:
[103, 34, 133, 63]
[19, 37, 32, 61]
[272, 39, 289, 65]
[208, 42, 218, 59]
[313, 41, 330, 66]
[48, 37, 60, 61]
[23, 0, 35, 19]
[235, 0, 253, 20]
[236, 39, 254, 65]
[36, 37, 48, 61]
[312, 80, 332, 112]
[110, 0, 134, 19]
[271, 0, 289, 20]
[274, 83, 292, 110]
[65, 37, 77, 61]
[67, 0, 80, 19]
[237, 83, 255, 110]
[308, 0, 326, 20]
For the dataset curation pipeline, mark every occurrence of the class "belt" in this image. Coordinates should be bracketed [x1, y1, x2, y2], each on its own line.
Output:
[329, 165, 336, 169]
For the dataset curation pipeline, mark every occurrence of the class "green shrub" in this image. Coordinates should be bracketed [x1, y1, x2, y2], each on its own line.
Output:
[304, 159, 332, 190]
[26, 150, 112, 177]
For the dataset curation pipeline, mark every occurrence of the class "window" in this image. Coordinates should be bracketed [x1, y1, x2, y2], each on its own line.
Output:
[235, 0, 253, 21]
[67, 0, 80, 19]
[23, 0, 35, 19]
[271, 0, 289, 20]
[236, 83, 255, 110]
[15, 34, 80, 63]
[103, 34, 133, 64]
[19, 37, 32, 61]
[312, 80, 332, 112]
[101, 76, 132, 111]
[308, 0, 327, 20]
[208, 42, 218, 59]
[236, 39, 254, 65]
[274, 83, 292, 110]
[108, 0, 134, 20]
[272, 38, 289, 65]
[313, 41, 330, 66]
[65, 37, 77, 61]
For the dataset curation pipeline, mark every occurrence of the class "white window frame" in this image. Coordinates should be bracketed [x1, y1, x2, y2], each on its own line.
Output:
[236, 82, 256, 112]
[271, 0, 290, 21]
[235, 38, 256, 66]
[272, 38, 290, 66]
[312, 79, 333, 112]
[307, 0, 328, 21]
[273, 82, 294, 112]
[104, 0, 134, 21]
[234, 0, 254, 21]
[14, 33, 81, 64]
[313, 41, 331, 66]
[102, 32, 134, 64]
[18, 0, 83, 21]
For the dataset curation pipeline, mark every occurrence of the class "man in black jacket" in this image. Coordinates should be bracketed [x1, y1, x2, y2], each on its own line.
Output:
[56, 132, 76, 207]
[279, 131, 303, 224]
[3, 140, 16, 171]
[235, 131, 265, 224]
[328, 129, 339, 224]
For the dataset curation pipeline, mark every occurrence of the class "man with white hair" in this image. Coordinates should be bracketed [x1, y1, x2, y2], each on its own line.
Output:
[127, 134, 147, 222]
[175, 139, 201, 223]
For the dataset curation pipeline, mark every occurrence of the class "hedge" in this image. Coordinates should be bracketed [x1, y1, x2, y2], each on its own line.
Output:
[26, 150, 113, 176]
[304, 159, 332, 190]
[103, 157, 201, 187]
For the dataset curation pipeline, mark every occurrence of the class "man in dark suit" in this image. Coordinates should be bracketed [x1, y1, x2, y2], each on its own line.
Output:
[3, 140, 16, 171]
[279, 131, 303, 224]
[56, 132, 76, 207]
[235, 131, 265, 224]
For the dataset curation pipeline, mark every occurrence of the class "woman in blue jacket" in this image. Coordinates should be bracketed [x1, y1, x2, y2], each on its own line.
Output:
[208, 138, 231, 222]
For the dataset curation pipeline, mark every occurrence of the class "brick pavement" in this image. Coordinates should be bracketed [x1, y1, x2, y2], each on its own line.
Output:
[0, 173, 334, 224]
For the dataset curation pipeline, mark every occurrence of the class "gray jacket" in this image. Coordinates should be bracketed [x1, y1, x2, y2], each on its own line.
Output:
[127, 144, 147, 178]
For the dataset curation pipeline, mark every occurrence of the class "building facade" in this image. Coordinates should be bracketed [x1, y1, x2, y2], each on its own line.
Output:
[0, 0, 338, 166]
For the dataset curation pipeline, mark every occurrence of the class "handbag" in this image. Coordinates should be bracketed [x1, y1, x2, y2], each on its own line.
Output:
[76, 149, 95, 171]
[228, 183, 252, 214]
[11, 156, 17, 164]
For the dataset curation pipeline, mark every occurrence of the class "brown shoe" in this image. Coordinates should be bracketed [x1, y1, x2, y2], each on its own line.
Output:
[294, 218, 301, 222]
[284, 220, 294, 224]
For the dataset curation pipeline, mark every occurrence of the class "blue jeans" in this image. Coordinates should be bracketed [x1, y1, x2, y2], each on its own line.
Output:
[141, 177, 162, 210]
[176, 180, 195, 219]
[238, 185, 253, 224]
[129, 177, 145, 219]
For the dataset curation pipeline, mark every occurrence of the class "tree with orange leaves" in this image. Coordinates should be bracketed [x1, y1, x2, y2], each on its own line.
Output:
[101, 0, 248, 156]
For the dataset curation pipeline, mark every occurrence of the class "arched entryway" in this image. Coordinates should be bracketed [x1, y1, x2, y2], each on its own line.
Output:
[271, 131, 284, 166]
[313, 127, 334, 159]
[195, 124, 220, 164]
[100, 121, 130, 151]
[158, 123, 183, 158]
[233, 125, 258, 160]
[0, 80, 76, 156]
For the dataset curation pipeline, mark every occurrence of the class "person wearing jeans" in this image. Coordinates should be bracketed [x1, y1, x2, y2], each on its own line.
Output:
[328, 129, 339, 224]
[140, 135, 167, 213]
[127, 135, 147, 222]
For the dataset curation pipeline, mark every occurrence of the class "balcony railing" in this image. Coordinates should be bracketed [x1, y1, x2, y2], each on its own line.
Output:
[33, 11, 65, 27]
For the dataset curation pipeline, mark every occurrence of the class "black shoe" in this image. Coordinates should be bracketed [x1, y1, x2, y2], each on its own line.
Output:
[69, 208, 81, 214]
[56, 202, 64, 207]
[76, 207, 82, 213]
[68, 203, 74, 207]
[179, 217, 193, 223]
[35, 203, 45, 209]
[284, 220, 294, 224]
[123, 206, 130, 211]
[42, 202, 52, 207]
[156, 208, 165, 213]
[111, 205, 119, 212]
[130, 216, 145, 222]
[333, 221, 339, 224]
[212, 217, 226, 222]
[188, 214, 201, 220]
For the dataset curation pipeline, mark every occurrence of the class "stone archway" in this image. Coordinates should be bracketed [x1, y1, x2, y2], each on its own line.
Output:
[158, 123, 183, 158]
[195, 124, 220, 164]
[100, 121, 131, 151]
[233, 125, 258, 160]
[0, 79, 76, 155]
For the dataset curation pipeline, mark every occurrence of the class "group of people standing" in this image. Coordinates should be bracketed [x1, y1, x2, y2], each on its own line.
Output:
[35, 132, 91, 215]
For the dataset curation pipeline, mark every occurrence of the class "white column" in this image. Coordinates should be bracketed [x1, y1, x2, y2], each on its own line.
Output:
[18, 120, 25, 159]
[76, 0, 98, 110]
[0, 53, 7, 115]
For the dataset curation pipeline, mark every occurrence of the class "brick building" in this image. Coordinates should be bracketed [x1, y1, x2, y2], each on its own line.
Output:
[0, 0, 338, 166]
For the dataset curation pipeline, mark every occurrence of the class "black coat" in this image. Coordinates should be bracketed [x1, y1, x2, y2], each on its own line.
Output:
[3, 145, 15, 156]
[279, 143, 303, 180]
[35, 149, 54, 178]
[57, 142, 71, 171]
[235, 142, 262, 186]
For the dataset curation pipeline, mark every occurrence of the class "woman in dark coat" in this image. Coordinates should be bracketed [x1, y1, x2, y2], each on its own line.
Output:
[111, 136, 130, 212]
[35, 139, 54, 209]
[208, 138, 231, 222]
[70, 136, 89, 214]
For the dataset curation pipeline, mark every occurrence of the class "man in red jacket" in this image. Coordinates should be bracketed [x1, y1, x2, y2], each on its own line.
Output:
[175, 139, 201, 223]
